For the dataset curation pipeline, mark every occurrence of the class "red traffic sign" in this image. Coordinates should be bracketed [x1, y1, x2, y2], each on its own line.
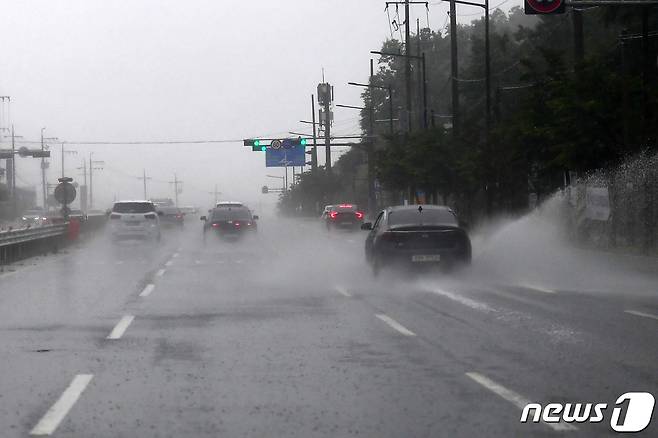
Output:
[524, 0, 565, 14]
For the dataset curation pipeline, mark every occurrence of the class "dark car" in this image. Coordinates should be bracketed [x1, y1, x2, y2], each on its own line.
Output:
[362, 205, 471, 275]
[201, 206, 258, 238]
[325, 204, 364, 231]
[157, 206, 185, 227]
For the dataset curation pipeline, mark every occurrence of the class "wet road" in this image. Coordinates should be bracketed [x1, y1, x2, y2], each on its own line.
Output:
[0, 216, 657, 437]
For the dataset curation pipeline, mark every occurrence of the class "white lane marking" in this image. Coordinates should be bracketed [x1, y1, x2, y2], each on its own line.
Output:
[30, 374, 94, 436]
[625, 310, 658, 321]
[155, 268, 166, 277]
[194, 260, 201, 265]
[429, 287, 496, 312]
[516, 284, 556, 294]
[115, 261, 124, 265]
[235, 260, 243, 264]
[106, 315, 135, 340]
[375, 314, 416, 336]
[465, 372, 577, 432]
[172, 252, 179, 258]
[335, 286, 352, 297]
[139, 284, 155, 297]
[165, 260, 173, 267]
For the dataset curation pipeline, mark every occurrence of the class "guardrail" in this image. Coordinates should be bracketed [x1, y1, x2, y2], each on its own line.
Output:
[0, 224, 67, 267]
[0, 214, 108, 268]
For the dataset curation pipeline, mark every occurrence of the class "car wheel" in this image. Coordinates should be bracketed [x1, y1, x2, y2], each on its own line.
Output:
[371, 256, 381, 277]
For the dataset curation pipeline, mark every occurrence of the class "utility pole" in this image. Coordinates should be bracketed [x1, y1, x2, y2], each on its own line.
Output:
[484, 0, 492, 216]
[77, 159, 88, 212]
[41, 128, 47, 209]
[324, 88, 332, 173]
[572, 8, 584, 67]
[169, 173, 183, 207]
[449, 1, 460, 136]
[404, 0, 412, 133]
[138, 168, 151, 200]
[311, 94, 318, 171]
[209, 184, 221, 205]
[10, 125, 16, 218]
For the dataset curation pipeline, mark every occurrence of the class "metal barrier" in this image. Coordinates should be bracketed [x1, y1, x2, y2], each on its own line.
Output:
[0, 224, 67, 267]
[0, 214, 107, 268]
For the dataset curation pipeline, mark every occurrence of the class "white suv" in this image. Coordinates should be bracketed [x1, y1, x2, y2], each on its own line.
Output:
[109, 200, 161, 241]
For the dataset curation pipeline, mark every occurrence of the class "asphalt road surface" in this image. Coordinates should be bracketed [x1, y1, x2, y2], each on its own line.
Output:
[0, 216, 657, 437]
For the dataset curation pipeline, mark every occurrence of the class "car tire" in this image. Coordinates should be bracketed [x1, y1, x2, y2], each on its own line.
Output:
[371, 256, 381, 277]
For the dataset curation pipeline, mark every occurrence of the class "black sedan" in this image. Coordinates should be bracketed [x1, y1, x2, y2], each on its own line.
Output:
[362, 205, 471, 275]
[325, 204, 365, 231]
[201, 206, 258, 239]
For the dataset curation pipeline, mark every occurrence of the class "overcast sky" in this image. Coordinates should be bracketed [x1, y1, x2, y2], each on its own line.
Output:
[0, 0, 519, 212]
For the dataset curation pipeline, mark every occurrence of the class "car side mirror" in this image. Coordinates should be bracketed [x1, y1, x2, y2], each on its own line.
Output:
[252, 215, 259, 220]
[200, 216, 207, 221]
[361, 222, 373, 230]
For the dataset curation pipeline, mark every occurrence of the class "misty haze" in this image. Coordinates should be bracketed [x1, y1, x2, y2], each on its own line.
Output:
[1, 1, 657, 437]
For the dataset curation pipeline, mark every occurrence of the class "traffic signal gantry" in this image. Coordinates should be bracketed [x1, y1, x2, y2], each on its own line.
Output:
[243, 137, 308, 152]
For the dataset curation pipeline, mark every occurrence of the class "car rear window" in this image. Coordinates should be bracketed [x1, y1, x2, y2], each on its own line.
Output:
[113, 202, 155, 213]
[333, 205, 357, 212]
[211, 208, 251, 221]
[388, 208, 458, 227]
[158, 207, 180, 215]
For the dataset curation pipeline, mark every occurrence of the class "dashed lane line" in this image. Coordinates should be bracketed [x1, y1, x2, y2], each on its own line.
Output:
[30, 374, 94, 436]
[375, 314, 416, 337]
[428, 287, 496, 312]
[465, 372, 577, 432]
[624, 310, 658, 321]
[335, 286, 352, 297]
[106, 315, 135, 340]
[165, 260, 173, 267]
[515, 284, 556, 294]
[155, 268, 166, 277]
[139, 284, 155, 297]
[172, 252, 179, 258]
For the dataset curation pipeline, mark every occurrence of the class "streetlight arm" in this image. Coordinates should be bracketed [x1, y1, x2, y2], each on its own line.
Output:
[370, 50, 423, 61]
[453, 0, 486, 8]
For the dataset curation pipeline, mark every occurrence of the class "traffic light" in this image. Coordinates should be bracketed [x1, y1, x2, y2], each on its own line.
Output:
[289, 137, 309, 147]
[524, 0, 565, 14]
[261, 185, 269, 194]
[243, 139, 267, 151]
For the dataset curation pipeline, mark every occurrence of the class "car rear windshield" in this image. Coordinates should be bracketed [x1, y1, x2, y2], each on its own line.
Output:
[112, 202, 155, 214]
[158, 207, 180, 215]
[334, 205, 357, 212]
[211, 208, 251, 221]
[388, 208, 458, 227]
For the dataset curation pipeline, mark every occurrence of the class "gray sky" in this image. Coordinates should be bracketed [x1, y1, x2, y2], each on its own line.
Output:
[0, 0, 519, 212]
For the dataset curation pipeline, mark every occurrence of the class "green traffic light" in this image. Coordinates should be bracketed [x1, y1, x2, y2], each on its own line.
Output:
[300, 138, 307, 146]
[254, 140, 260, 147]
[260, 146, 267, 151]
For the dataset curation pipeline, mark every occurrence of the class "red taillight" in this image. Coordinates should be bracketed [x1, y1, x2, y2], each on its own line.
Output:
[110, 214, 121, 220]
[212, 223, 220, 228]
[176, 214, 183, 219]
[329, 211, 338, 219]
[144, 213, 157, 219]
[355, 212, 364, 219]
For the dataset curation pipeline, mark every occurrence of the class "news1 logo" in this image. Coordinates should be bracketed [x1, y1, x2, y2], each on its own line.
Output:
[521, 392, 655, 432]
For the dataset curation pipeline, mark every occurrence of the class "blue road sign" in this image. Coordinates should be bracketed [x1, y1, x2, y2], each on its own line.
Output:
[266, 145, 305, 167]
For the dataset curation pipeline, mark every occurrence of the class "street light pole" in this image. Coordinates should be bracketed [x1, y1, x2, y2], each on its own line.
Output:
[41, 128, 46, 209]
[371, 50, 428, 130]
[348, 82, 394, 135]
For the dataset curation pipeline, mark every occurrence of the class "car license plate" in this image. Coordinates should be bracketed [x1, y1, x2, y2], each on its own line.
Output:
[412, 254, 441, 262]
[125, 221, 140, 226]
